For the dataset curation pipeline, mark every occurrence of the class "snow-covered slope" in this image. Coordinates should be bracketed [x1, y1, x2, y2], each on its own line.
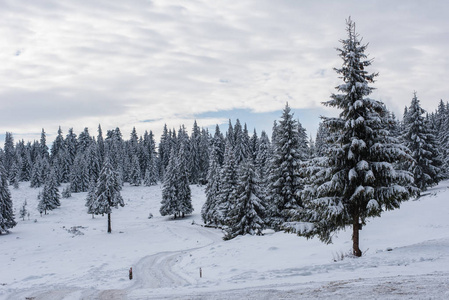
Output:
[1, 181, 449, 299]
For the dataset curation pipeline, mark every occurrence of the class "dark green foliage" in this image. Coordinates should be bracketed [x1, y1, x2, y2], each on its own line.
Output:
[0, 161, 16, 233]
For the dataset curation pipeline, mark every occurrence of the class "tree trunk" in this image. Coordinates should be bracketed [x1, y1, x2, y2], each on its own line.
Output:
[108, 213, 112, 233]
[352, 216, 362, 257]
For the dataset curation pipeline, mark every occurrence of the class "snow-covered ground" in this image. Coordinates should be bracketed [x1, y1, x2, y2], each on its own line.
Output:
[1, 181, 449, 299]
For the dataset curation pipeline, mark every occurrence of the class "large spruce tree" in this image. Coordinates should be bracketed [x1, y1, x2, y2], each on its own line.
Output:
[299, 18, 417, 257]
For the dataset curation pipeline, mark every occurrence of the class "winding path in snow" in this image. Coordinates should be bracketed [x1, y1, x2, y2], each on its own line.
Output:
[9, 223, 222, 300]
[129, 224, 222, 290]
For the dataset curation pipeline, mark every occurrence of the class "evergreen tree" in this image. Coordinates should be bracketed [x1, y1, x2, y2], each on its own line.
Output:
[70, 153, 89, 193]
[143, 130, 158, 186]
[94, 157, 124, 233]
[19, 200, 28, 221]
[51, 126, 65, 159]
[38, 168, 60, 214]
[97, 124, 105, 164]
[62, 185, 71, 198]
[160, 143, 193, 218]
[9, 161, 21, 188]
[160, 148, 178, 218]
[233, 120, 250, 165]
[249, 129, 259, 162]
[85, 143, 101, 183]
[216, 139, 238, 226]
[297, 122, 309, 160]
[85, 178, 97, 218]
[255, 131, 271, 206]
[77, 127, 92, 153]
[176, 142, 193, 217]
[129, 154, 141, 186]
[212, 125, 225, 166]
[224, 159, 265, 240]
[19, 148, 32, 182]
[3, 132, 16, 177]
[158, 125, 170, 180]
[40, 129, 49, 159]
[202, 149, 222, 226]
[402, 93, 442, 191]
[30, 156, 47, 188]
[0, 161, 16, 233]
[267, 103, 304, 229]
[297, 18, 417, 257]
[314, 122, 332, 157]
[189, 120, 201, 184]
[65, 128, 78, 167]
[198, 128, 210, 184]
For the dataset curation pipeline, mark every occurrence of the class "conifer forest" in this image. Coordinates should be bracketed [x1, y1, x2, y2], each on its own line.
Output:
[0, 19, 446, 258]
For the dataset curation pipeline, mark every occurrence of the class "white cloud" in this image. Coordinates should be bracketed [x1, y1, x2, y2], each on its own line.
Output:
[0, 0, 447, 141]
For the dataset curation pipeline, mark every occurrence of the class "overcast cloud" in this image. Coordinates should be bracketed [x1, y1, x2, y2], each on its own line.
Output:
[0, 0, 447, 141]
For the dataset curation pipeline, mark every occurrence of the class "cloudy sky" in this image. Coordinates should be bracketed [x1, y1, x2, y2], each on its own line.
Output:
[0, 0, 447, 144]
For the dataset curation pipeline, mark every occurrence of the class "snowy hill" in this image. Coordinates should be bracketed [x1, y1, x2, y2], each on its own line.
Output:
[1, 181, 449, 299]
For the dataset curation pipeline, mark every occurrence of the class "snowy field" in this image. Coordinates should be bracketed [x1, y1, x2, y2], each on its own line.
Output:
[1, 181, 449, 299]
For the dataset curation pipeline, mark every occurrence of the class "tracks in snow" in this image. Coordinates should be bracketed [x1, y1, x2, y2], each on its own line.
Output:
[130, 224, 222, 290]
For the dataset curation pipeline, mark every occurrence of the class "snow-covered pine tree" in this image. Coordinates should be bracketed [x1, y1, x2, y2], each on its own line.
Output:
[225, 120, 235, 148]
[212, 125, 225, 166]
[40, 129, 49, 160]
[3, 132, 16, 177]
[297, 122, 309, 160]
[216, 139, 238, 226]
[19, 200, 28, 221]
[61, 185, 71, 198]
[255, 131, 271, 208]
[38, 168, 61, 214]
[128, 127, 139, 159]
[198, 128, 210, 184]
[298, 18, 417, 257]
[142, 130, 158, 185]
[51, 126, 64, 159]
[202, 149, 222, 226]
[158, 125, 170, 180]
[402, 92, 442, 191]
[189, 120, 201, 184]
[19, 150, 32, 182]
[436, 101, 449, 178]
[77, 127, 92, 154]
[129, 154, 141, 186]
[160, 148, 178, 217]
[267, 103, 304, 230]
[143, 150, 158, 186]
[70, 153, 89, 193]
[176, 142, 193, 217]
[9, 160, 21, 189]
[65, 128, 78, 167]
[85, 178, 97, 218]
[0, 160, 16, 233]
[224, 159, 265, 240]
[95, 157, 124, 233]
[97, 124, 105, 164]
[56, 149, 71, 183]
[30, 156, 44, 188]
[85, 143, 101, 183]
[233, 120, 250, 165]
[249, 129, 259, 162]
